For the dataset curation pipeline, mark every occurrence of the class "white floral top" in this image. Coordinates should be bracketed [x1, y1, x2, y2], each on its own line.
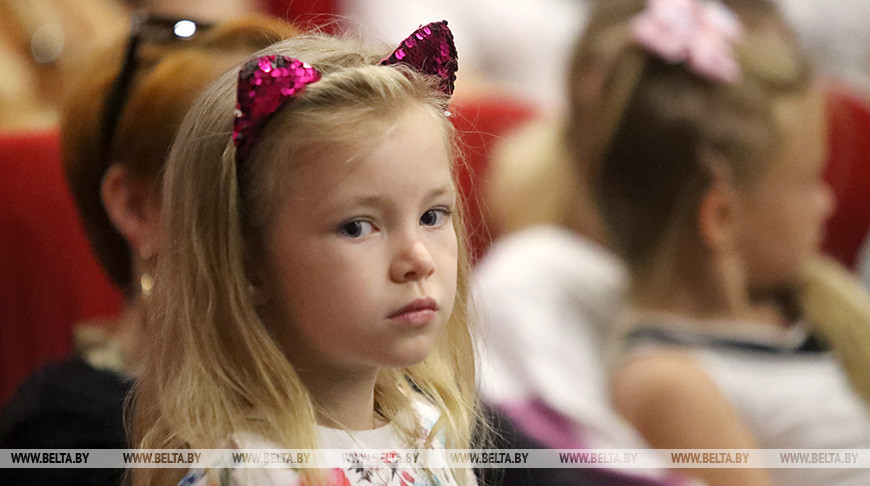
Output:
[179, 400, 471, 486]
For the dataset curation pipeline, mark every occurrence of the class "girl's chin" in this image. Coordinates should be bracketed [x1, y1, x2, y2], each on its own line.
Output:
[375, 345, 436, 369]
[380, 353, 433, 369]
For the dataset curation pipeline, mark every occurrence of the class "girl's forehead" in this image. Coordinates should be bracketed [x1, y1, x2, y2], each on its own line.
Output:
[276, 104, 449, 163]
[272, 106, 453, 193]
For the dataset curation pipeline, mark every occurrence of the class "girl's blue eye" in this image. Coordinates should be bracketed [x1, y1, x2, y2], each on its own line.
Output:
[338, 220, 374, 238]
[420, 208, 451, 227]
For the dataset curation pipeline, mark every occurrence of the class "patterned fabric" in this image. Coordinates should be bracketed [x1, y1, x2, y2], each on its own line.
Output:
[178, 399, 469, 486]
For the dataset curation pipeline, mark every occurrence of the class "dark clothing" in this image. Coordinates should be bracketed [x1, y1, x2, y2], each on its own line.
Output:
[480, 406, 671, 486]
[0, 356, 131, 485]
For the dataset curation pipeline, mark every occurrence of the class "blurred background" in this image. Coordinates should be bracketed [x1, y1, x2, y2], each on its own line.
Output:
[3, 0, 870, 441]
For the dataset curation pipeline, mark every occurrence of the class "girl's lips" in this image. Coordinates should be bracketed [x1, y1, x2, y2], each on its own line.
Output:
[389, 298, 439, 325]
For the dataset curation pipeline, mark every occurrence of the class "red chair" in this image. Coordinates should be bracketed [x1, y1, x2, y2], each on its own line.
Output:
[0, 130, 122, 406]
[822, 87, 870, 269]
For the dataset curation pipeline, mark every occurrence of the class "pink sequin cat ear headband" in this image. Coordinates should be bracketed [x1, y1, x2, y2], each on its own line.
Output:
[232, 20, 458, 164]
[630, 0, 743, 83]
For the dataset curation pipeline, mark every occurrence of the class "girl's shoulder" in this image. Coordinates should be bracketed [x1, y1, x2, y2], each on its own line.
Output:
[613, 317, 773, 441]
[611, 347, 719, 421]
[176, 433, 307, 486]
[611, 349, 763, 479]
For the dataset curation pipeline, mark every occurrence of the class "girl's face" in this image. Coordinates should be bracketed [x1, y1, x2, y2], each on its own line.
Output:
[262, 106, 458, 376]
[735, 87, 834, 290]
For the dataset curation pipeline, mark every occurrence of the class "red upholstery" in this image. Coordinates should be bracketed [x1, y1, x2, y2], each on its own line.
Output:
[266, 0, 338, 32]
[822, 88, 870, 269]
[449, 97, 539, 262]
[0, 130, 122, 406]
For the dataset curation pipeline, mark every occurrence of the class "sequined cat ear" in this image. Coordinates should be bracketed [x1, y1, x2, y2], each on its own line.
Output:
[233, 55, 321, 163]
[380, 21, 458, 96]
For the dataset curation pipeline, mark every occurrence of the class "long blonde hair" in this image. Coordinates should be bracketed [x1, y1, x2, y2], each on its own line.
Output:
[800, 256, 870, 408]
[132, 33, 480, 485]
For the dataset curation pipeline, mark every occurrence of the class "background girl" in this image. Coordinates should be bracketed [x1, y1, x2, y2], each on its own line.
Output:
[132, 21, 481, 486]
[568, 0, 870, 485]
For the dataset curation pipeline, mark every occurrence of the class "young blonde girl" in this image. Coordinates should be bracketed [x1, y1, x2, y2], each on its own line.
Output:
[568, 0, 870, 485]
[132, 22, 480, 486]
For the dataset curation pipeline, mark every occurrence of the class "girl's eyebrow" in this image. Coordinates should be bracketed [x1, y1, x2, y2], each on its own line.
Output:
[424, 184, 457, 201]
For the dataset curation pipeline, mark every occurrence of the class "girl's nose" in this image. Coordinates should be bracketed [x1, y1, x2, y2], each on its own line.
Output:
[390, 237, 436, 283]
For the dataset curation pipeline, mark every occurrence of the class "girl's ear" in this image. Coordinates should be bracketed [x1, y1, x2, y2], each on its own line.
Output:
[101, 164, 162, 258]
[698, 163, 739, 254]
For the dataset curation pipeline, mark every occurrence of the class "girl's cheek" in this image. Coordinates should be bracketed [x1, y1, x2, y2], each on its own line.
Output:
[434, 224, 459, 253]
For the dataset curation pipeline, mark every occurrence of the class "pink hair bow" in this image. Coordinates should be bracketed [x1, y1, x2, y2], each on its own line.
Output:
[630, 0, 743, 83]
[232, 21, 458, 164]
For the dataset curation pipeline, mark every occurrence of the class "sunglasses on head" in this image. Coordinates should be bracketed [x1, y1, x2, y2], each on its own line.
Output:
[100, 11, 214, 159]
